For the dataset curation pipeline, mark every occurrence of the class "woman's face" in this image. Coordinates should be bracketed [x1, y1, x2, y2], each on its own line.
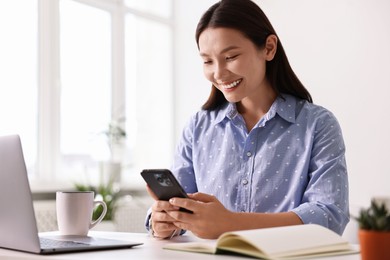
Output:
[198, 27, 276, 105]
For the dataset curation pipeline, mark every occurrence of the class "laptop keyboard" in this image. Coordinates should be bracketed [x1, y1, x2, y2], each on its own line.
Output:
[40, 237, 91, 249]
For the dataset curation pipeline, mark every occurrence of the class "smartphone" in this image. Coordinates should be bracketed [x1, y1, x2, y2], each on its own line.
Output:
[140, 169, 192, 213]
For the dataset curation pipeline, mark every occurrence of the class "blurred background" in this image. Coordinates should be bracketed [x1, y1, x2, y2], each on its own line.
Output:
[1, 0, 389, 238]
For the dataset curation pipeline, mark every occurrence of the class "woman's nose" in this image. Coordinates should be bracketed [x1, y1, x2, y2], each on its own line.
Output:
[213, 62, 228, 80]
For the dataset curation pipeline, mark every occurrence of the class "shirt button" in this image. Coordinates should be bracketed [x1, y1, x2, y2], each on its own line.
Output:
[246, 151, 252, 157]
[242, 179, 248, 185]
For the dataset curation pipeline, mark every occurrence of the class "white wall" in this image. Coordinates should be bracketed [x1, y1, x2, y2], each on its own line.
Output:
[174, 0, 390, 211]
[173, 0, 215, 135]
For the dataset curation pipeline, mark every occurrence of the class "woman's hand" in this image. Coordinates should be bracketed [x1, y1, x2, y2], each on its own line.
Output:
[167, 192, 234, 239]
[146, 185, 180, 239]
[150, 200, 181, 239]
[151, 191, 303, 239]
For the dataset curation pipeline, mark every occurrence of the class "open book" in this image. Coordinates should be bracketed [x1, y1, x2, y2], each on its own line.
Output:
[164, 224, 358, 260]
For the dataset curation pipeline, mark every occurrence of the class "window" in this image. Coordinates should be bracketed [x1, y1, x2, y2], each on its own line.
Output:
[0, 0, 38, 175]
[125, 15, 174, 171]
[1, 0, 173, 189]
[59, 0, 112, 181]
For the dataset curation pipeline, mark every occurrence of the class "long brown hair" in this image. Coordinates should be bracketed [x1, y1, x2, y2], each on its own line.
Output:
[196, 0, 312, 110]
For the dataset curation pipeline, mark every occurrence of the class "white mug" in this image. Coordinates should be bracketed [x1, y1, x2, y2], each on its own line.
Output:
[56, 191, 107, 236]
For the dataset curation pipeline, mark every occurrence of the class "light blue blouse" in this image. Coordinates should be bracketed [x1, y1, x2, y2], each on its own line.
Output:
[171, 94, 349, 235]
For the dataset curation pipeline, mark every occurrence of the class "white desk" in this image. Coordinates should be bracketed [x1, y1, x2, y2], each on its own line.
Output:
[0, 231, 360, 260]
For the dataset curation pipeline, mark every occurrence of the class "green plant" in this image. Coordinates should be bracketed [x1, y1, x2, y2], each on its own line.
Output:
[355, 200, 390, 231]
[74, 118, 126, 221]
[103, 118, 126, 153]
[75, 183, 120, 221]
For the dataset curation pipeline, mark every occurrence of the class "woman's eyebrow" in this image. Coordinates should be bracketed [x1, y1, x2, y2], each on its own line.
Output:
[199, 45, 240, 57]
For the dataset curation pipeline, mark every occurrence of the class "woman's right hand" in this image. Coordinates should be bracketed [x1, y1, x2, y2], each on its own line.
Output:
[150, 199, 181, 239]
[146, 185, 181, 239]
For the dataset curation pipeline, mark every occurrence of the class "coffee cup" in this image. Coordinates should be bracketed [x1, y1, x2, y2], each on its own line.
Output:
[56, 191, 107, 236]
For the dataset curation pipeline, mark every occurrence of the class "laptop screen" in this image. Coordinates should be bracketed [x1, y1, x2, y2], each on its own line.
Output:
[0, 135, 42, 253]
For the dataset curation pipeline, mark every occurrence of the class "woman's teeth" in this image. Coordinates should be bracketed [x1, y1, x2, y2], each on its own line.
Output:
[221, 79, 242, 89]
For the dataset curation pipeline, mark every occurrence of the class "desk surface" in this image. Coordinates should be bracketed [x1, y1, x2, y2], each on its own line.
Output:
[0, 231, 360, 260]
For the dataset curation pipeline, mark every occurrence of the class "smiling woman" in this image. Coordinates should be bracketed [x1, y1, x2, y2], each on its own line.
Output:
[198, 27, 278, 130]
[146, 0, 349, 240]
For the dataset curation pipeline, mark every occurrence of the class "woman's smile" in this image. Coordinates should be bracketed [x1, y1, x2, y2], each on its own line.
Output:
[217, 79, 243, 91]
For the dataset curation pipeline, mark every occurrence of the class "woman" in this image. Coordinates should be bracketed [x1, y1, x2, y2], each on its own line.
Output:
[146, 0, 349, 239]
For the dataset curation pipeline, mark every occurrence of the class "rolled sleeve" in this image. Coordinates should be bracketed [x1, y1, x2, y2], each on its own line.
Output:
[292, 111, 349, 235]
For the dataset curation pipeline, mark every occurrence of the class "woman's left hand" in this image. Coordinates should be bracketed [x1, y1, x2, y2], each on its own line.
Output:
[166, 192, 234, 239]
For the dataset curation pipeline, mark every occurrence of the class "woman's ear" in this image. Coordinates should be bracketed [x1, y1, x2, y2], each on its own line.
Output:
[264, 35, 278, 61]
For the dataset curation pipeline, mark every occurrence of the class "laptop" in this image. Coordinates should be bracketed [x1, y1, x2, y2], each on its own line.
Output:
[0, 134, 143, 254]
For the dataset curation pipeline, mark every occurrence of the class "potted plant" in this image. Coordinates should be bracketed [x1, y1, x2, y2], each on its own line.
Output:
[103, 117, 127, 162]
[75, 182, 120, 221]
[355, 199, 390, 260]
[75, 118, 126, 222]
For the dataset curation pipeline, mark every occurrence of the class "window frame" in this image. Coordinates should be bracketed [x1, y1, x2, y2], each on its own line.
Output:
[32, 0, 174, 191]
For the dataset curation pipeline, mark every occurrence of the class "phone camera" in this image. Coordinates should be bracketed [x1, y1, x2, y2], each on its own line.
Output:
[157, 176, 164, 183]
[154, 173, 173, 187]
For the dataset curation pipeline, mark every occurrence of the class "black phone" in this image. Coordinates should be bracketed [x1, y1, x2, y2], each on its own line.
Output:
[140, 169, 192, 213]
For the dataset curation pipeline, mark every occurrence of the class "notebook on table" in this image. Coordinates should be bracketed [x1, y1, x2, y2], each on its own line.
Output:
[0, 134, 143, 254]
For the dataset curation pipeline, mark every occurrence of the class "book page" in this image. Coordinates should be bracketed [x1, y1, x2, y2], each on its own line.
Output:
[163, 240, 218, 254]
[217, 238, 268, 259]
[164, 224, 358, 259]
[216, 224, 351, 258]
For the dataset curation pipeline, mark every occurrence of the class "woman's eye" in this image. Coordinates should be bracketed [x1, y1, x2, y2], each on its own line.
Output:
[226, 55, 238, 61]
[203, 60, 212, 64]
